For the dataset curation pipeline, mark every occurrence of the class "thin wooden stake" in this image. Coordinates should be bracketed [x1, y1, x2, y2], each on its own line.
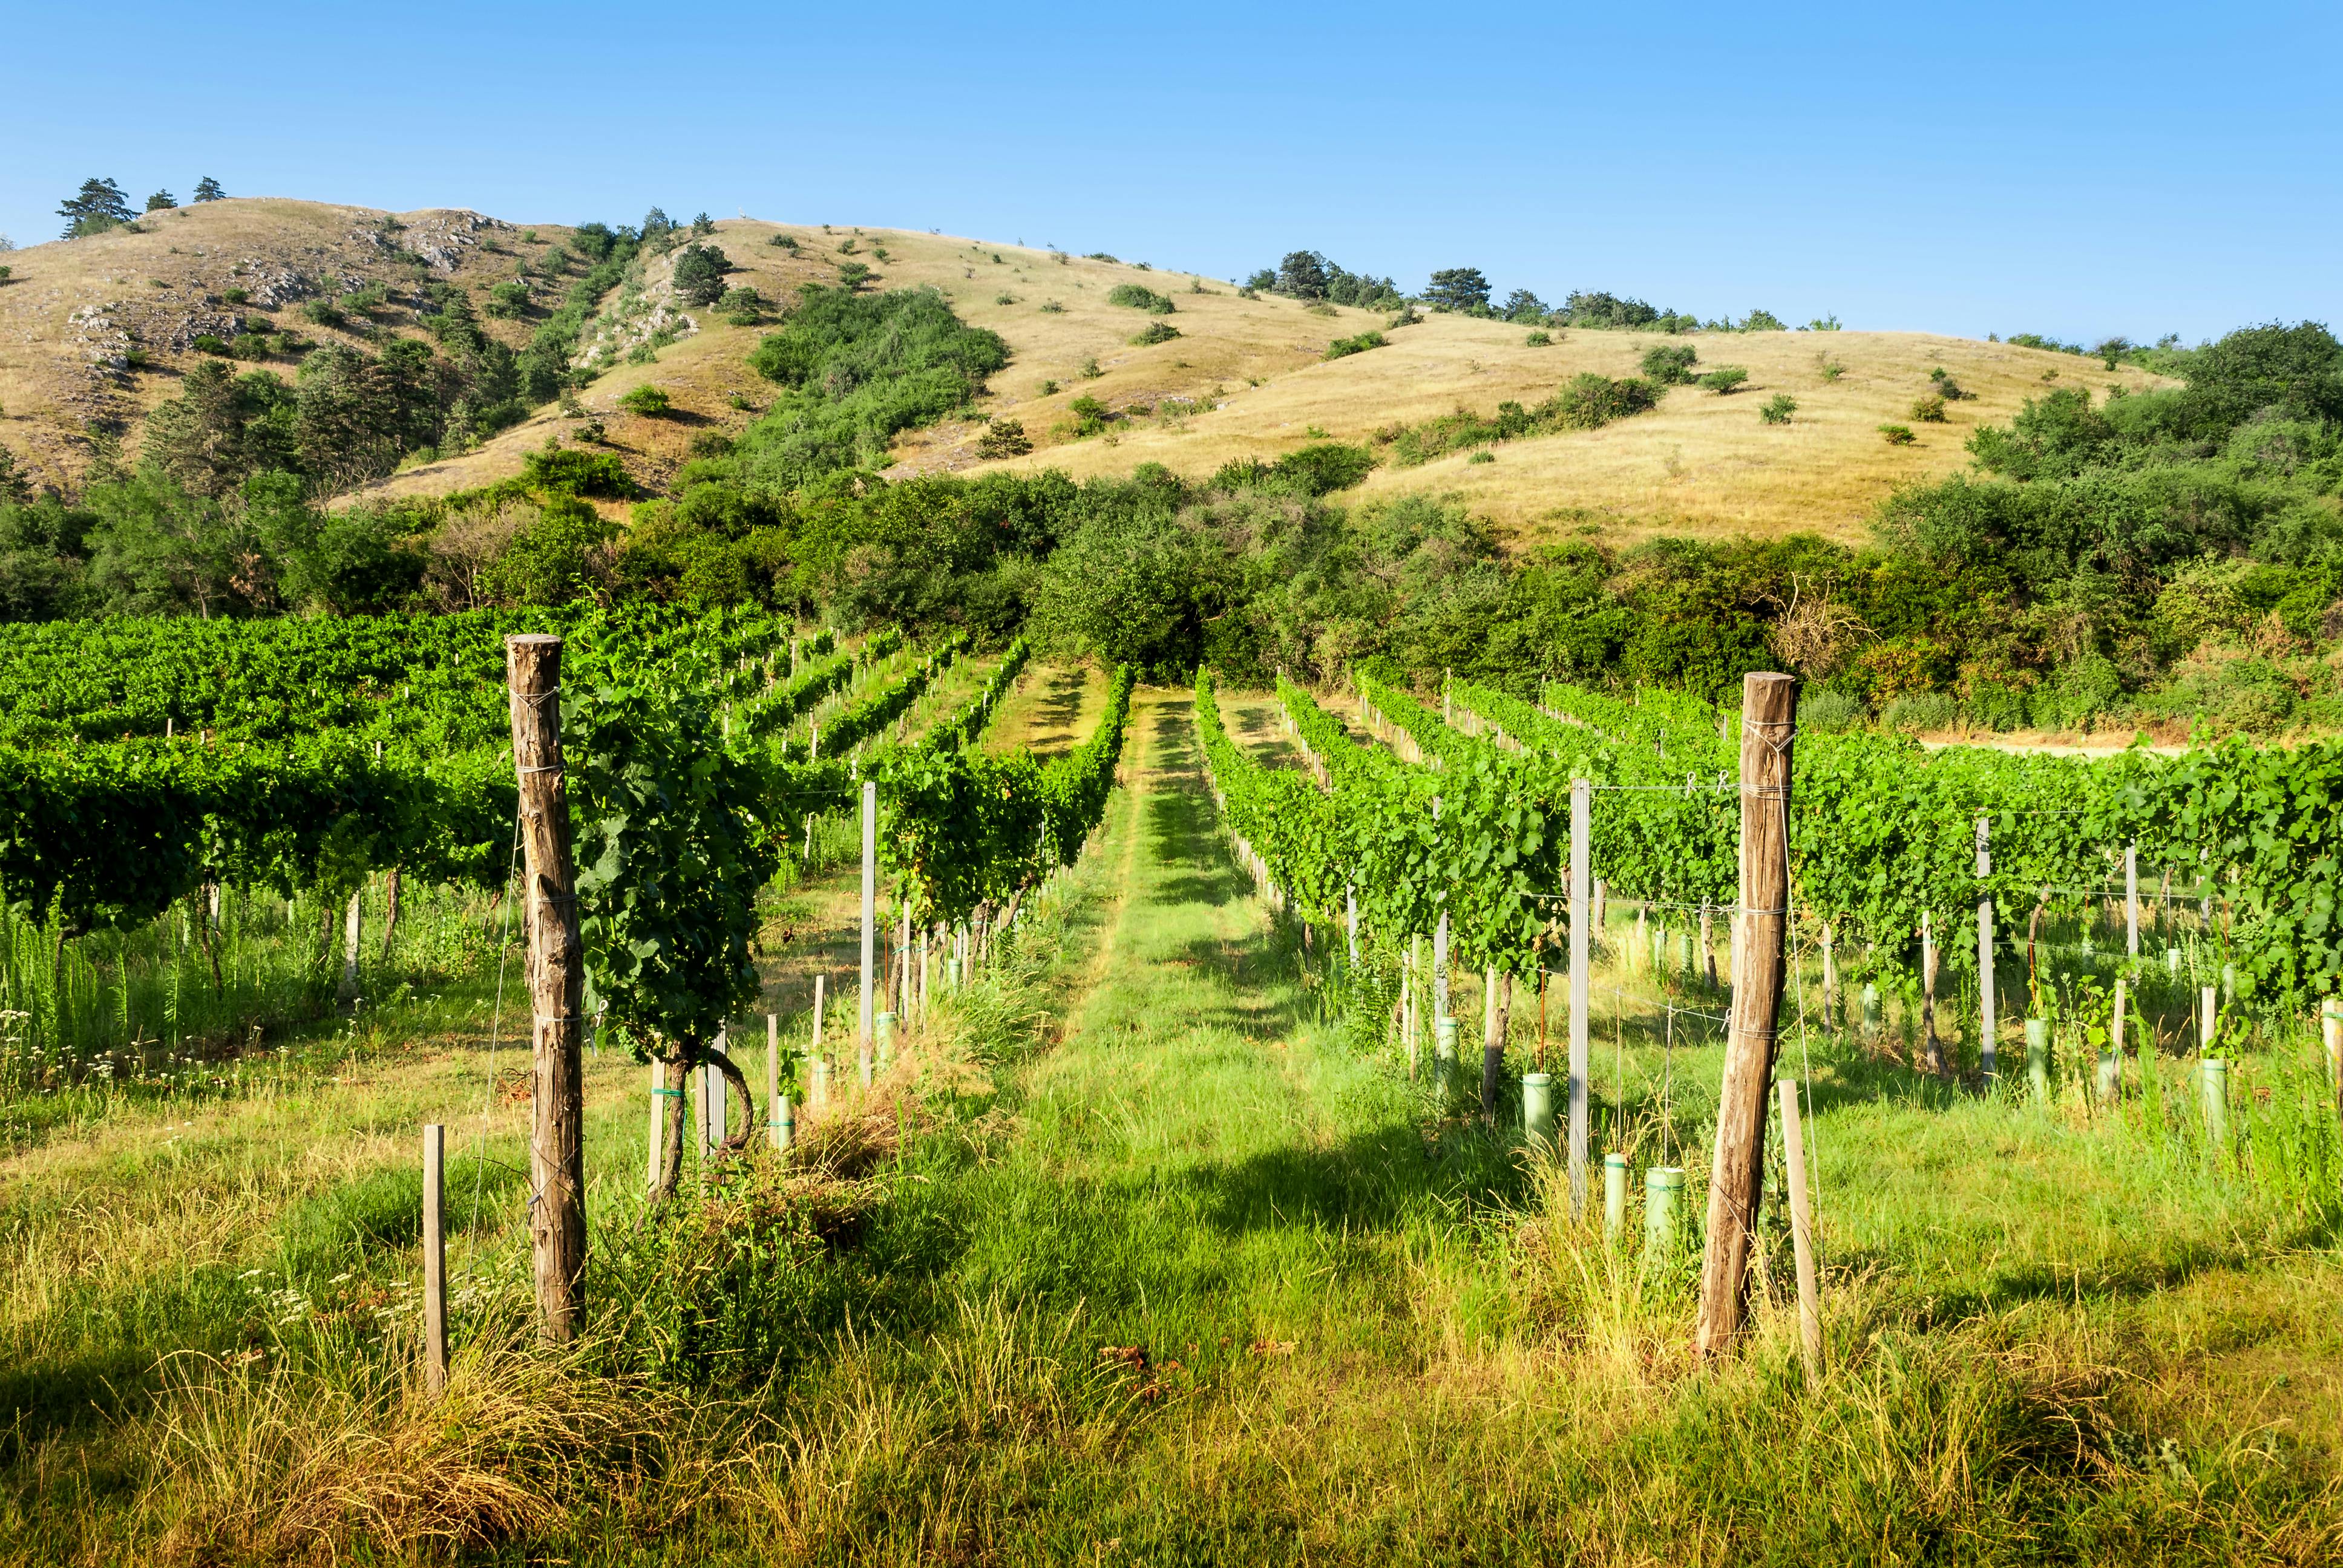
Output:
[1695, 671, 1797, 1360]
[1976, 815, 1997, 1082]
[422, 1122, 447, 1395]
[860, 781, 876, 1088]
[2126, 842, 2140, 957]
[1775, 1079, 1824, 1385]
[1568, 777, 1591, 1212]
[506, 633, 585, 1344]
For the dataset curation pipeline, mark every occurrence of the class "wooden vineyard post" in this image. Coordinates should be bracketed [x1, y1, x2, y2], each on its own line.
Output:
[506, 633, 585, 1345]
[422, 1122, 447, 1394]
[1775, 1079, 1824, 1385]
[2126, 841, 2140, 958]
[811, 975, 828, 1106]
[1920, 909, 1943, 1078]
[1694, 671, 1797, 1361]
[1820, 924, 1838, 1033]
[859, 781, 876, 1088]
[767, 1012, 789, 1152]
[645, 1059, 664, 1192]
[1430, 798, 1449, 1024]
[1568, 777, 1591, 1215]
[1976, 815, 1997, 1083]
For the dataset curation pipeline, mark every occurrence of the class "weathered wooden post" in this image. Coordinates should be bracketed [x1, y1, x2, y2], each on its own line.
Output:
[1976, 815, 1997, 1083]
[767, 1012, 790, 1151]
[860, 780, 876, 1087]
[1568, 777, 1591, 1214]
[422, 1122, 447, 1394]
[1775, 1079, 1824, 1384]
[1694, 671, 1797, 1361]
[2125, 842, 2140, 958]
[506, 633, 585, 1345]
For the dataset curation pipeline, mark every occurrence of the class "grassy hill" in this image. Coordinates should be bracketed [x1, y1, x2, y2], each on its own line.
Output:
[0, 199, 583, 489]
[1, 200, 2169, 546]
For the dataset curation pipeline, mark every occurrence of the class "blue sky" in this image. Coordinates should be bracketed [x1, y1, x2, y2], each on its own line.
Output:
[2, 1, 2335, 343]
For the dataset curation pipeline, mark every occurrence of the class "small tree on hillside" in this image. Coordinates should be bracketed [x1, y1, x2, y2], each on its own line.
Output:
[1276, 251, 1329, 299]
[145, 190, 176, 212]
[671, 243, 733, 307]
[1424, 267, 1491, 313]
[1500, 288, 1547, 322]
[193, 176, 225, 201]
[57, 178, 135, 238]
[568, 679, 780, 1204]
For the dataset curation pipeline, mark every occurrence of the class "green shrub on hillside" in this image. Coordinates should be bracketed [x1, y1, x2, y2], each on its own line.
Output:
[1375, 375, 1663, 465]
[1524, 330, 1552, 347]
[735, 286, 1008, 485]
[976, 419, 1032, 458]
[1879, 423, 1916, 445]
[672, 244, 733, 308]
[1555, 373, 1662, 428]
[1129, 321, 1182, 347]
[1696, 367, 1750, 394]
[1107, 284, 1175, 314]
[1324, 330, 1387, 360]
[1912, 394, 1948, 423]
[1641, 344, 1699, 384]
[1760, 394, 1797, 425]
[485, 280, 531, 319]
[618, 385, 672, 416]
[522, 445, 633, 497]
[1067, 395, 1114, 437]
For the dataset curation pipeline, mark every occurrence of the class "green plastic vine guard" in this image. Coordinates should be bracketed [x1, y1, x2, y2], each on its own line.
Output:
[1643, 1166, 1685, 1264]
[2025, 1018, 2051, 1103]
[1522, 1071, 1554, 1143]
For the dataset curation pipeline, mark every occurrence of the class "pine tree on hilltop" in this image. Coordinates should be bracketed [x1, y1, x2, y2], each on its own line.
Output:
[1423, 267, 1492, 314]
[193, 176, 225, 202]
[57, 178, 135, 238]
[145, 190, 176, 212]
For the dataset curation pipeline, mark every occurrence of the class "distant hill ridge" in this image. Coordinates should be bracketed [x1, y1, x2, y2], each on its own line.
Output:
[0, 197, 2168, 547]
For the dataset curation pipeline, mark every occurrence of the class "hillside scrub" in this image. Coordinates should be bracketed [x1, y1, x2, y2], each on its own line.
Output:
[1106, 284, 1175, 315]
[18, 301, 2343, 739]
[1374, 374, 1665, 466]
[733, 286, 1009, 486]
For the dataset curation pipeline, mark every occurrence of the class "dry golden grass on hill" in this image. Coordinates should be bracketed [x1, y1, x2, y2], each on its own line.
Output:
[0, 200, 2175, 546]
[0, 198, 577, 491]
[371, 217, 2175, 546]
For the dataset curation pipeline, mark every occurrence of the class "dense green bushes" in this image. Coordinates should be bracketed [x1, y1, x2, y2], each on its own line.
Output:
[730, 286, 1008, 488]
[1106, 284, 1175, 314]
[1374, 375, 1663, 467]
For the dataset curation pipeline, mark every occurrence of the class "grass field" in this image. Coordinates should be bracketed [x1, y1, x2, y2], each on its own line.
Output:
[5, 679, 2339, 1564]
